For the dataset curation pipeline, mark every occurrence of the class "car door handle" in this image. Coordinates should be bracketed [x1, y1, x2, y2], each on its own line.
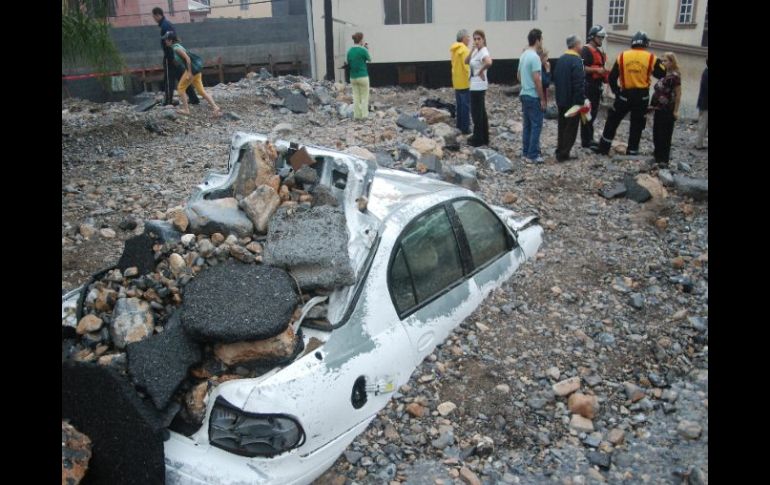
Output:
[417, 332, 435, 352]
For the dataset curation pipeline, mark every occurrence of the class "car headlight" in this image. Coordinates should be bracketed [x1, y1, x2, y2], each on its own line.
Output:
[208, 398, 305, 457]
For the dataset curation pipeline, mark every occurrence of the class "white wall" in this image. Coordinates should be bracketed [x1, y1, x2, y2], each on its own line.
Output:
[594, 0, 707, 47]
[310, 0, 586, 81]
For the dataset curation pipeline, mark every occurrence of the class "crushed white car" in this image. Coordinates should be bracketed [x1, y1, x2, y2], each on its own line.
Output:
[63, 133, 543, 484]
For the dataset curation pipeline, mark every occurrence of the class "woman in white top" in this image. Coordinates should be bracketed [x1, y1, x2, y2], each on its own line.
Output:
[465, 30, 493, 147]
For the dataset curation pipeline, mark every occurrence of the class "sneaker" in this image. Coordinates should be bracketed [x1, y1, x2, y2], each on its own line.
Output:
[527, 156, 545, 164]
[590, 146, 609, 155]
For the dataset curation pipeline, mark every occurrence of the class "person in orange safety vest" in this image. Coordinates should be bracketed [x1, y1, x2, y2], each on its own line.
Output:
[592, 31, 665, 156]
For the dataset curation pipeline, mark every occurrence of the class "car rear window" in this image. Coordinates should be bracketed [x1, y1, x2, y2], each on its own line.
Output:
[453, 199, 509, 269]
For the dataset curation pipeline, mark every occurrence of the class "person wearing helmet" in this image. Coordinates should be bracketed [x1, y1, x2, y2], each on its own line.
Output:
[592, 31, 666, 156]
[580, 25, 608, 149]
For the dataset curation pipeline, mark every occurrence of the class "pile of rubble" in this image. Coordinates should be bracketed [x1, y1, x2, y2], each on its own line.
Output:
[62, 140, 360, 482]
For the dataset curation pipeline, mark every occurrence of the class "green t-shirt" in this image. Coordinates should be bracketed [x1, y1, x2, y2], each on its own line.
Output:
[347, 46, 371, 79]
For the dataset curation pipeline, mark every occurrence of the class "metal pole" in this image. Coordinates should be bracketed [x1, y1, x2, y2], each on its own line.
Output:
[587, 0, 594, 36]
[306, 0, 317, 79]
[324, 0, 334, 81]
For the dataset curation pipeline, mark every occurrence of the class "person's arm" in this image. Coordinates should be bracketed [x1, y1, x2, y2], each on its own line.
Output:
[532, 70, 545, 109]
[465, 48, 475, 64]
[478, 55, 492, 81]
[572, 60, 586, 106]
[175, 47, 193, 77]
[608, 61, 620, 96]
[673, 81, 682, 119]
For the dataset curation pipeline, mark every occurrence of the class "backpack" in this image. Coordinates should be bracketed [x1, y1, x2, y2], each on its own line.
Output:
[173, 43, 204, 75]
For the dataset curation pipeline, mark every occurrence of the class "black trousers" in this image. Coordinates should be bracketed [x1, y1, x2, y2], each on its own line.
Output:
[653, 109, 675, 165]
[163, 56, 199, 105]
[580, 82, 602, 146]
[470, 90, 489, 146]
[556, 106, 581, 161]
[598, 89, 649, 154]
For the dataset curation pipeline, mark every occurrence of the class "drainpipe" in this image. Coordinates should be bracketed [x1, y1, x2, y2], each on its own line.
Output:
[324, 0, 334, 81]
[306, 0, 317, 79]
[586, 0, 593, 36]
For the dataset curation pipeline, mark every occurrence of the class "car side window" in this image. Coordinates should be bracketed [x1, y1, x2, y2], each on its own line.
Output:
[453, 199, 510, 269]
[390, 247, 416, 312]
[389, 206, 465, 315]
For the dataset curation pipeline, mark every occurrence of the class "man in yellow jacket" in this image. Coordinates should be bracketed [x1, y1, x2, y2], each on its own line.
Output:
[450, 30, 472, 134]
[593, 31, 665, 156]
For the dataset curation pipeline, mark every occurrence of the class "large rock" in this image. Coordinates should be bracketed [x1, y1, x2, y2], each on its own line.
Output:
[553, 376, 581, 396]
[263, 205, 356, 290]
[623, 175, 652, 203]
[346, 146, 376, 162]
[432, 123, 460, 148]
[313, 86, 334, 105]
[233, 141, 277, 198]
[240, 185, 281, 234]
[111, 298, 154, 349]
[673, 175, 708, 200]
[473, 148, 514, 173]
[187, 198, 254, 237]
[451, 164, 480, 191]
[284, 93, 309, 113]
[635, 173, 668, 201]
[419, 106, 452, 124]
[411, 137, 442, 157]
[375, 151, 395, 168]
[396, 113, 429, 133]
[127, 312, 202, 410]
[569, 414, 594, 432]
[62, 421, 92, 485]
[182, 260, 297, 342]
[599, 181, 627, 199]
[214, 326, 301, 366]
[568, 392, 599, 419]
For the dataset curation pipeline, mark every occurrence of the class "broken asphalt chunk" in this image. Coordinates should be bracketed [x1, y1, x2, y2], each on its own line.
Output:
[181, 260, 298, 342]
[264, 205, 356, 290]
[599, 181, 627, 199]
[127, 311, 203, 410]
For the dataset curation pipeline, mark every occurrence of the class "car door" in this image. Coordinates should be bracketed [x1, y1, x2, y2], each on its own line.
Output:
[389, 203, 477, 365]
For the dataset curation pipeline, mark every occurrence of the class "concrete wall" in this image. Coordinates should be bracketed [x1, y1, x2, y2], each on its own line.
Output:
[109, 0, 190, 28]
[108, 15, 310, 70]
[604, 33, 707, 120]
[309, 0, 586, 82]
[595, 0, 707, 47]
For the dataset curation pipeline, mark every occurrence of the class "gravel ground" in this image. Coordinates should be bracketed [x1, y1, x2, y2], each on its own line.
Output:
[62, 74, 708, 484]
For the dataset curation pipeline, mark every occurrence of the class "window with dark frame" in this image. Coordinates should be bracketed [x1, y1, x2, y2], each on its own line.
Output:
[241, 0, 250, 11]
[608, 0, 627, 25]
[452, 200, 510, 268]
[388, 206, 464, 315]
[167, 0, 174, 15]
[384, 0, 433, 25]
[701, 1, 708, 46]
[677, 0, 695, 24]
[486, 0, 536, 21]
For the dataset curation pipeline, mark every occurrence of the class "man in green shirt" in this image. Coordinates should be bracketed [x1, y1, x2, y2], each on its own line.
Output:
[347, 32, 371, 119]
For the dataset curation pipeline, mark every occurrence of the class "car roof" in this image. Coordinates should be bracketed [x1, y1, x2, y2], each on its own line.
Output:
[367, 168, 475, 223]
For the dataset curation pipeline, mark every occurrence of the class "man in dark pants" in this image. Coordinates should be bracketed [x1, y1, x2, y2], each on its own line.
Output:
[554, 35, 586, 162]
[580, 25, 608, 149]
[152, 7, 199, 106]
[592, 31, 665, 156]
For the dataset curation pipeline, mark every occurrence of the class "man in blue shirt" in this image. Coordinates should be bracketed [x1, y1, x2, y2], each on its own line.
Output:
[517, 29, 547, 164]
[152, 7, 199, 106]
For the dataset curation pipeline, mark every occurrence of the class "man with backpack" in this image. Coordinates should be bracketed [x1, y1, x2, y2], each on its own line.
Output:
[152, 7, 199, 106]
[580, 25, 608, 149]
[162, 32, 221, 117]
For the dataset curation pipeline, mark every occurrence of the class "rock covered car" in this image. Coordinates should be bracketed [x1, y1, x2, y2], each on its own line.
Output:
[62, 133, 543, 484]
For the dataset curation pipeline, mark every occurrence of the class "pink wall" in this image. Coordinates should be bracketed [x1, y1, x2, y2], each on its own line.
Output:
[109, 0, 190, 28]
